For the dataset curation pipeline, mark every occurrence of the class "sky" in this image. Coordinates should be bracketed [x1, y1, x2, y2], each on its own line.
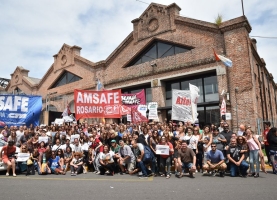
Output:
[0, 0, 276, 82]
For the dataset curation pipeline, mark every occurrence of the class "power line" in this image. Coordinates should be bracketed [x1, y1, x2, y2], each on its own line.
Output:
[251, 36, 277, 39]
[135, 0, 149, 5]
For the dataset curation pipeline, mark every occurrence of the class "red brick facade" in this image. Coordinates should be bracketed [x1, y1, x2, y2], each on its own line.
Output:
[5, 3, 277, 132]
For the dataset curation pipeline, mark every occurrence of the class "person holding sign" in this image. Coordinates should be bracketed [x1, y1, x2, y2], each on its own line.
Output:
[0, 140, 17, 177]
[158, 136, 174, 179]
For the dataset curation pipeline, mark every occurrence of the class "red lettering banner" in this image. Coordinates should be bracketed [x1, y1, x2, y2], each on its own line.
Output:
[74, 89, 122, 120]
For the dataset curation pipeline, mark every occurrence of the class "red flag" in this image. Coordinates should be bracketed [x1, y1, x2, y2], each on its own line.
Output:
[131, 106, 148, 123]
[213, 49, 221, 61]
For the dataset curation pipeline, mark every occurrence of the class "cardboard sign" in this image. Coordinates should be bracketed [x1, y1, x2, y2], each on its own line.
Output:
[156, 145, 169, 155]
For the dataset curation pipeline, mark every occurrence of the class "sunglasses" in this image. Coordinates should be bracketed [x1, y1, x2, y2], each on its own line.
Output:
[211, 146, 216, 148]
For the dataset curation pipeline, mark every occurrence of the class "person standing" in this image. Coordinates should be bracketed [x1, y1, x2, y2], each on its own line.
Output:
[263, 121, 271, 165]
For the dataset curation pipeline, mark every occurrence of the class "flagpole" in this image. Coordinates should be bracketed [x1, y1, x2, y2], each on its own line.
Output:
[241, 0, 245, 16]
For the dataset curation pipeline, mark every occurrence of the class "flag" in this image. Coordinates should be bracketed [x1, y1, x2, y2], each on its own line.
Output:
[62, 104, 71, 117]
[96, 79, 105, 123]
[220, 98, 226, 117]
[96, 79, 104, 91]
[213, 49, 232, 67]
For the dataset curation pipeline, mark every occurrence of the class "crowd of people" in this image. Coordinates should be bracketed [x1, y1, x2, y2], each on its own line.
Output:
[0, 120, 276, 179]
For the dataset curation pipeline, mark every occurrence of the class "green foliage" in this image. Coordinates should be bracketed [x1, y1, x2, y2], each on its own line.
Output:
[215, 14, 223, 26]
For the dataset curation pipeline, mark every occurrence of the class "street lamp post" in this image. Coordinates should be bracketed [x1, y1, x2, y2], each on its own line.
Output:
[235, 87, 239, 131]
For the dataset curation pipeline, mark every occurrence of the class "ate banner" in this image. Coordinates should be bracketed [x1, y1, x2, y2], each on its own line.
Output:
[0, 95, 42, 127]
[171, 89, 193, 122]
[121, 89, 146, 108]
[74, 89, 122, 120]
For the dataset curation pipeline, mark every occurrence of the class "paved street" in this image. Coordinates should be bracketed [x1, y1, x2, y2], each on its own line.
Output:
[0, 169, 276, 200]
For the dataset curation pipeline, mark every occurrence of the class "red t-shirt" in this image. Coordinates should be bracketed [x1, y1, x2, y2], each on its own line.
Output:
[90, 138, 103, 152]
[263, 128, 270, 146]
[1, 146, 16, 159]
[159, 142, 173, 158]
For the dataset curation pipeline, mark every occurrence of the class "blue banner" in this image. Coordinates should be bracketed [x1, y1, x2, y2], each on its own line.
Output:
[0, 95, 42, 127]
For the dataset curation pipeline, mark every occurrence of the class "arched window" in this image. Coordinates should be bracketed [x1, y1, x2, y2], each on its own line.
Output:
[127, 41, 192, 67]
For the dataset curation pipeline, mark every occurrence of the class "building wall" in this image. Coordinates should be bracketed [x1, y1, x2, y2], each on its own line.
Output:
[5, 3, 277, 130]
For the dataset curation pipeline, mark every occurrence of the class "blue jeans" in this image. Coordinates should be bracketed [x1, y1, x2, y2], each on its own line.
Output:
[230, 160, 249, 177]
[249, 150, 260, 173]
[160, 156, 171, 175]
[269, 150, 277, 174]
[137, 161, 150, 176]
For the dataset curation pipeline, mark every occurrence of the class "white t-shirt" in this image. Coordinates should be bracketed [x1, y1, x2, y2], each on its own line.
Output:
[99, 151, 115, 163]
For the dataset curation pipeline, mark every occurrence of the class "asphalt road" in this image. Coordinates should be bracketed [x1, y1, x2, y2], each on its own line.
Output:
[0, 169, 276, 200]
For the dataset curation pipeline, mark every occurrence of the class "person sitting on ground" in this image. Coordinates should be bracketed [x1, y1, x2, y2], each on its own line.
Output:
[48, 150, 65, 175]
[70, 152, 83, 176]
[202, 143, 227, 177]
[118, 140, 136, 175]
[98, 145, 115, 176]
[227, 138, 249, 177]
[87, 148, 95, 172]
[0, 140, 17, 177]
[64, 146, 73, 172]
[177, 140, 196, 178]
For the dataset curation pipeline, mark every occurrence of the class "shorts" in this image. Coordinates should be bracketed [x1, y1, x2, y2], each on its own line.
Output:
[123, 162, 135, 172]
[182, 162, 193, 169]
[2, 157, 14, 164]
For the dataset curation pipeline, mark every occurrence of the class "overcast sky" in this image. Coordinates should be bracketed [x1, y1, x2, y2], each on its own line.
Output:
[1, 0, 276, 82]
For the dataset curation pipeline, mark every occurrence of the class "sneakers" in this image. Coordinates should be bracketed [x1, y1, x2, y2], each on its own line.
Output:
[13, 174, 17, 177]
[6, 172, 9, 176]
[95, 171, 100, 175]
[219, 171, 225, 177]
[139, 175, 148, 179]
[120, 172, 126, 175]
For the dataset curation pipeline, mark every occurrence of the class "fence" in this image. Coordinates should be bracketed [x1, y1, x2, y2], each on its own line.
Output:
[256, 118, 277, 135]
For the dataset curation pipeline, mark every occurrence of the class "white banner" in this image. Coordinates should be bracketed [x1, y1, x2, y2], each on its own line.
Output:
[39, 136, 48, 144]
[189, 83, 200, 123]
[137, 105, 147, 117]
[171, 89, 193, 122]
[148, 102, 159, 120]
[156, 145, 169, 155]
[17, 153, 30, 162]
[70, 134, 80, 143]
[220, 98, 226, 116]
[127, 114, 132, 122]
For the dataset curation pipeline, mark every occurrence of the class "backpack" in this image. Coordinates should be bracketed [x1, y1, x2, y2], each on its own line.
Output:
[143, 145, 154, 163]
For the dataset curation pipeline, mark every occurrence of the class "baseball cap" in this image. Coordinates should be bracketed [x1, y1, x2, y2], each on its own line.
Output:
[111, 140, 116, 143]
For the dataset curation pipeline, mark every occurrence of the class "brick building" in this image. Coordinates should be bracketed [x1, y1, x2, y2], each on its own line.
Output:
[5, 3, 277, 132]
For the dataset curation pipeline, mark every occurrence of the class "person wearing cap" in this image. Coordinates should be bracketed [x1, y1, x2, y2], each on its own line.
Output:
[0, 140, 17, 177]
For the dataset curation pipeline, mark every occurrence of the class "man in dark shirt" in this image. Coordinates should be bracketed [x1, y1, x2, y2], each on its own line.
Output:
[177, 140, 196, 178]
[227, 138, 249, 177]
[220, 123, 233, 145]
[267, 127, 277, 174]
